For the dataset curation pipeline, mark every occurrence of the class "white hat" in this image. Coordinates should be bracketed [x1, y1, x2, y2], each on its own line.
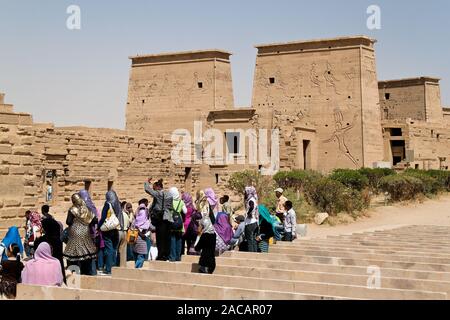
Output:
[275, 188, 284, 193]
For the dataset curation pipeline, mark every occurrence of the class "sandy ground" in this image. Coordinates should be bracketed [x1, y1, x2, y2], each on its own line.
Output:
[303, 194, 450, 239]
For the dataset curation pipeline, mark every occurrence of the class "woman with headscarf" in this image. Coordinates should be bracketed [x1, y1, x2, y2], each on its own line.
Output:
[0, 230, 24, 299]
[256, 205, 276, 253]
[204, 188, 219, 216]
[182, 192, 201, 255]
[34, 218, 66, 284]
[131, 200, 153, 268]
[97, 190, 121, 274]
[214, 212, 233, 255]
[1, 227, 23, 262]
[79, 189, 101, 275]
[21, 242, 63, 287]
[63, 193, 97, 275]
[244, 186, 259, 252]
[24, 211, 42, 258]
[168, 187, 187, 262]
[194, 212, 216, 274]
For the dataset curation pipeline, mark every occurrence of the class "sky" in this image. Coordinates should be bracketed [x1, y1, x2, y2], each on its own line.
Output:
[1, 0, 449, 129]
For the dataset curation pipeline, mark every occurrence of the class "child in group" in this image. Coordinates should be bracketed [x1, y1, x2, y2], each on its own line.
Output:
[195, 215, 216, 274]
[229, 215, 246, 250]
[283, 201, 297, 242]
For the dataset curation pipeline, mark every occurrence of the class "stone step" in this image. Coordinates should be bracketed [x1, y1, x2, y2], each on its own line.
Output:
[266, 247, 450, 264]
[182, 253, 450, 273]
[15, 284, 181, 300]
[141, 259, 450, 282]
[112, 267, 447, 300]
[78, 275, 343, 300]
[285, 240, 450, 252]
[219, 251, 450, 273]
[271, 243, 450, 259]
[325, 235, 450, 245]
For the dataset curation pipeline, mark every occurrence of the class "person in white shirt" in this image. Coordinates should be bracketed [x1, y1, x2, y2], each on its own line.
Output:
[283, 201, 297, 242]
[244, 186, 259, 252]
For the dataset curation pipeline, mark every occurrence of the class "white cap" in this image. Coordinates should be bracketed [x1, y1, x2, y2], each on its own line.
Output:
[275, 188, 284, 193]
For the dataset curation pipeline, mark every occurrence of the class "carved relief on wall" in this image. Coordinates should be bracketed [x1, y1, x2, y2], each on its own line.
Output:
[309, 63, 323, 94]
[323, 107, 359, 166]
[323, 61, 341, 95]
[364, 56, 377, 87]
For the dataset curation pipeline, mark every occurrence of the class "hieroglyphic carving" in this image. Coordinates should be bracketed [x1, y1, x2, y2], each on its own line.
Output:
[324, 61, 340, 95]
[323, 108, 359, 166]
[310, 63, 322, 94]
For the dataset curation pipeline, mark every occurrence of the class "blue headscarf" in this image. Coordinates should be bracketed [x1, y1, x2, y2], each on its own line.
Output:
[257, 204, 278, 235]
[1, 226, 24, 261]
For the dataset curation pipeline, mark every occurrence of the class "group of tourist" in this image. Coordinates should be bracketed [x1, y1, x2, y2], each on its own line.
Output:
[0, 178, 297, 298]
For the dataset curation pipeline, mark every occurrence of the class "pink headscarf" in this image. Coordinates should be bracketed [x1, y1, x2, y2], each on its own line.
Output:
[204, 188, 218, 209]
[29, 211, 42, 229]
[21, 242, 63, 287]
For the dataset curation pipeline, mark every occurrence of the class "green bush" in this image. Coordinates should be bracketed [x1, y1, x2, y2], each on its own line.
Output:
[226, 170, 274, 200]
[358, 168, 397, 192]
[403, 169, 441, 195]
[329, 169, 369, 191]
[379, 175, 424, 201]
[273, 170, 322, 192]
[423, 170, 450, 191]
[305, 177, 369, 215]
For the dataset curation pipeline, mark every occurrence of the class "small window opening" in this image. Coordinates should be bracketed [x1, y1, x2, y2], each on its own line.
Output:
[385, 93, 390, 100]
[197, 82, 203, 89]
[215, 174, 219, 185]
[269, 77, 275, 84]
[84, 181, 91, 191]
[107, 181, 114, 191]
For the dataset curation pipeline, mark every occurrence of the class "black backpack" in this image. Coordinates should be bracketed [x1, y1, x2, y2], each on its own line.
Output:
[171, 201, 183, 231]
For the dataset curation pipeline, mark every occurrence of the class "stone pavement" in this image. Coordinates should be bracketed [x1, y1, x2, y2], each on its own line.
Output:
[14, 225, 450, 300]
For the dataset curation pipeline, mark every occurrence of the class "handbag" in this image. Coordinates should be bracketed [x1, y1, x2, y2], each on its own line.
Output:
[100, 203, 120, 232]
[126, 228, 139, 244]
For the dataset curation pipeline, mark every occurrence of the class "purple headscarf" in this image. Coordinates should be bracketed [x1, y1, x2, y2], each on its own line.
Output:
[182, 192, 194, 235]
[214, 212, 233, 244]
[79, 189, 99, 218]
[182, 192, 194, 210]
[204, 188, 218, 208]
[133, 204, 150, 230]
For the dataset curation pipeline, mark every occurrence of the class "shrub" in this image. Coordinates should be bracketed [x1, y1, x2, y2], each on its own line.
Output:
[379, 175, 424, 201]
[305, 177, 369, 215]
[403, 169, 442, 195]
[423, 170, 450, 191]
[273, 170, 322, 192]
[226, 170, 274, 200]
[358, 168, 397, 192]
[329, 169, 369, 191]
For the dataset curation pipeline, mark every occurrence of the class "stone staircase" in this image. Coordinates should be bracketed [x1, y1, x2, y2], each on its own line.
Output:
[14, 225, 450, 300]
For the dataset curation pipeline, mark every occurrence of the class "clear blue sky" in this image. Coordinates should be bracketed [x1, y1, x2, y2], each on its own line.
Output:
[1, 0, 449, 129]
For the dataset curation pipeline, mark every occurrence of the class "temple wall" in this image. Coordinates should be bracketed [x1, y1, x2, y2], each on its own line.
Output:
[251, 37, 384, 172]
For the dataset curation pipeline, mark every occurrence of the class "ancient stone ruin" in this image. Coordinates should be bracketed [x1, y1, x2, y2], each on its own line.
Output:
[2, 35, 450, 236]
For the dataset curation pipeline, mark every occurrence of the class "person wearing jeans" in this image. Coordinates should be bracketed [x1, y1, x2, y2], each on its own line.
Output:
[97, 191, 122, 275]
[168, 187, 187, 262]
[243, 186, 259, 252]
[132, 199, 153, 268]
[102, 230, 119, 274]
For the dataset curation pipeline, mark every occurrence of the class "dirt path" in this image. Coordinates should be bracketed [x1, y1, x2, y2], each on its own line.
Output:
[304, 194, 450, 239]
